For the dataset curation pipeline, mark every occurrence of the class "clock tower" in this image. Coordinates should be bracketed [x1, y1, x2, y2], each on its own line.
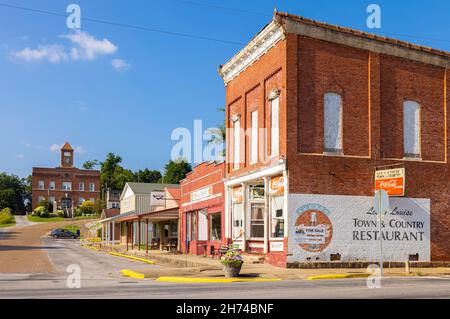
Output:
[60, 142, 74, 168]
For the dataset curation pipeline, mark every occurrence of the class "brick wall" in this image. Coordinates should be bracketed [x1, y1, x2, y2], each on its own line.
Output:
[286, 33, 450, 261]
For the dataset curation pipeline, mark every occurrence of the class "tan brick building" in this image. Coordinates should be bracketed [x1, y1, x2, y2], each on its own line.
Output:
[32, 142, 101, 213]
[219, 12, 449, 267]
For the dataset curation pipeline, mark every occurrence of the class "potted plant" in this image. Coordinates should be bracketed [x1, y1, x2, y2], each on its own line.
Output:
[220, 246, 244, 278]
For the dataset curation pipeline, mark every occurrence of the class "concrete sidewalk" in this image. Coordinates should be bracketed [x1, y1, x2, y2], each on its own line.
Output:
[92, 243, 450, 280]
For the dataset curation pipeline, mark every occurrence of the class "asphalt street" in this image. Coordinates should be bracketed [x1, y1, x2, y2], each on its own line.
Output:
[0, 238, 450, 299]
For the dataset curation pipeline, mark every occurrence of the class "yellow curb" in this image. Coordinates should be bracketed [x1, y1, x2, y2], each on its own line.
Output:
[81, 244, 100, 251]
[307, 273, 370, 280]
[108, 252, 155, 264]
[121, 269, 145, 279]
[156, 276, 282, 283]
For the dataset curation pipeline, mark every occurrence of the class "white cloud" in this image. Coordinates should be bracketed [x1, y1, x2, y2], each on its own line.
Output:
[62, 31, 118, 60]
[49, 144, 62, 152]
[74, 145, 86, 155]
[111, 58, 131, 71]
[11, 31, 119, 64]
[17, 154, 25, 160]
[11, 44, 68, 63]
[50, 143, 86, 155]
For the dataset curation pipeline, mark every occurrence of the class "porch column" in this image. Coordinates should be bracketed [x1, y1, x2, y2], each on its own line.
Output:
[138, 219, 141, 251]
[101, 223, 105, 246]
[112, 221, 116, 246]
[159, 222, 163, 251]
[146, 219, 149, 254]
[241, 183, 247, 252]
[131, 222, 134, 250]
[126, 222, 129, 251]
[263, 176, 271, 254]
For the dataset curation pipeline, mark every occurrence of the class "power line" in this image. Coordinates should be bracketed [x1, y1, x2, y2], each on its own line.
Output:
[0, 2, 244, 46]
[173, 0, 270, 17]
[172, 0, 450, 45]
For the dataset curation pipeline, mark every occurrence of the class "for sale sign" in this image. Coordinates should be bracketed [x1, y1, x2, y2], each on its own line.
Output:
[375, 168, 405, 197]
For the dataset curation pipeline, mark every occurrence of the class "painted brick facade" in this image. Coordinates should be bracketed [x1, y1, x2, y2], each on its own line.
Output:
[180, 162, 226, 256]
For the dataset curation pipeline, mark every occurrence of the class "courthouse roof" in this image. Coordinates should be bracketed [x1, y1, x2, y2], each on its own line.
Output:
[61, 142, 73, 151]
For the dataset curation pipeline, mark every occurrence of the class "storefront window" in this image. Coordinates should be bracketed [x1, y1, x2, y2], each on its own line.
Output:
[250, 203, 264, 238]
[169, 221, 178, 237]
[210, 213, 221, 241]
[271, 196, 285, 238]
[191, 213, 197, 241]
[250, 185, 265, 199]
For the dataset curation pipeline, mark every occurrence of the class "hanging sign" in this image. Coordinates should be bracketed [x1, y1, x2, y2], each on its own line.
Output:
[375, 168, 405, 197]
[232, 186, 243, 204]
[270, 175, 285, 196]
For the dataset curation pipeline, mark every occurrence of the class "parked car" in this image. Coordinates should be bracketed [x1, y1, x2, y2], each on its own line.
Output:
[51, 229, 79, 239]
[49, 229, 64, 237]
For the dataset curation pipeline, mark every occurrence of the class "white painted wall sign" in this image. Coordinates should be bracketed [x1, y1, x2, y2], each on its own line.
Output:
[288, 194, 430, 262]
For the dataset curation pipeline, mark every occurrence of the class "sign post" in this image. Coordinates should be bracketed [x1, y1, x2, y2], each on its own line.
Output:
[374, 189, 389, 277]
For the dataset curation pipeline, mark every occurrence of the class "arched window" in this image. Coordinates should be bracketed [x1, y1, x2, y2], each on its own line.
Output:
[324, 93, 343, 153]
[403, 100, 421, 158]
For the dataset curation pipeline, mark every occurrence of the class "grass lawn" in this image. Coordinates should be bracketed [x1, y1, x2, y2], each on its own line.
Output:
[27, 215, 65, 223]
[63, 225, 80, 233]
[0, 221, 16, 228]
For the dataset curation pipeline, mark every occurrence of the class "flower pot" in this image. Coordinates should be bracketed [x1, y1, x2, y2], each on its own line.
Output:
[223, 263, 243, 278]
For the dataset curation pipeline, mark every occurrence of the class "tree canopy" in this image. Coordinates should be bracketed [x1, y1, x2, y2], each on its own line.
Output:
[162, 158, 192, 184]
[0, 173, 28, 214]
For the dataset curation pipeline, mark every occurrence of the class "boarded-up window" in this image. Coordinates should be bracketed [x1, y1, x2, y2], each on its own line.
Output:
[233, 119, 240, 169]
[251, 110, 258, 164]
[271, 97, 279, 155]
[324, 93, 343, 153]
[403, 101, 421, 158]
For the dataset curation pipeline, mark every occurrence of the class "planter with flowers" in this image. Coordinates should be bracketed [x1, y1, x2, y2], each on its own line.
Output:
[220, 246, 244, 277]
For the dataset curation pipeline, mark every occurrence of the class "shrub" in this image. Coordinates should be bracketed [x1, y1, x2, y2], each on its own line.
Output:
[0, 208, 14, 225]
[56, 210, 65, 218]
[80, 200, 95, 215]
[74, 208, 82, 217]
[33, 206, 47, 217]
[97, 227, 102, 238]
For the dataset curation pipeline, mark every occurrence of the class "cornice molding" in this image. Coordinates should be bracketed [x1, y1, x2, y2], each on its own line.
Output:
[219, 21, 285, 85]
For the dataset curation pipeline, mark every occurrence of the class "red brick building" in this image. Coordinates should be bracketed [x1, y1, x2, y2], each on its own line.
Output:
[180, 162, 226, 256]
[219, 12, 449, 267]
[32, 142, 101, 213]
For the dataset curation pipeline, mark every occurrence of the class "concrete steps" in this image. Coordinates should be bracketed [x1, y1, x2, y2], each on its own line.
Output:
[242, 253, 265, 264]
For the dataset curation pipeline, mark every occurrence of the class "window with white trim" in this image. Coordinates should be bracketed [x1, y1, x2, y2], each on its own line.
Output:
[324, 92, 343, 153]
[250, 110, 258, 164]
[403, 100, 421, 158]
[38, 181, 44, 190]
[62, 182, 72, 191]
[233, 119, 240, 169]
[49, 181, 55, 190]
[270, 97, 279, 156]
[89, 183, 95, 192]
[79, 182, 84, 191]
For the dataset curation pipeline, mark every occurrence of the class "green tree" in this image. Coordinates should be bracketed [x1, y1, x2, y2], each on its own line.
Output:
[134, 169, 162, 183]
[207, 107, 226, 149]
[100, 153, 124, 190]
[83, 159, 100, 170]
[112, 166, 135, 190]
[0, 173, 27, 215]
[162, 158, 192, 184]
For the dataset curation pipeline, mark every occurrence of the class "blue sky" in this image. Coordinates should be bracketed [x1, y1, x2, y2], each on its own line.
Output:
[0, 0, 449, 177]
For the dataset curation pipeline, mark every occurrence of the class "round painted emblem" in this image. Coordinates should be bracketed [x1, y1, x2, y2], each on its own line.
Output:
[294, 204, 333, 253]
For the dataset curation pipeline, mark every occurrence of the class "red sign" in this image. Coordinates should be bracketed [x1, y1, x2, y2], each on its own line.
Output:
[375, 168, 405, 196]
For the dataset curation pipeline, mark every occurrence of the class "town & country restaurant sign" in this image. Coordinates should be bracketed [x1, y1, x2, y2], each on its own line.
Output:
[288, 194, 430, 262]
